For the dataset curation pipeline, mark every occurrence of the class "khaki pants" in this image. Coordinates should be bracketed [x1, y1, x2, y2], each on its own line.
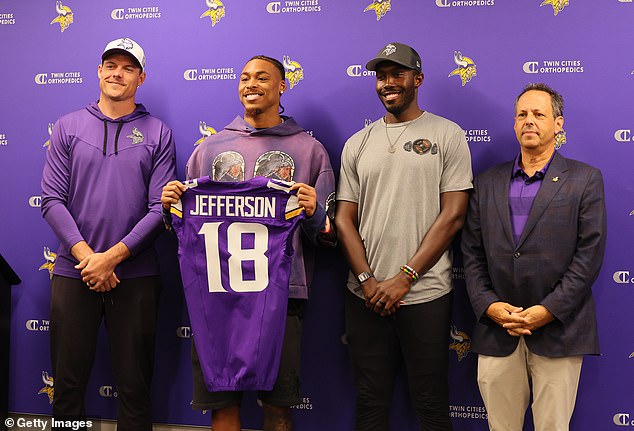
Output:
[477, 337, 583, 431]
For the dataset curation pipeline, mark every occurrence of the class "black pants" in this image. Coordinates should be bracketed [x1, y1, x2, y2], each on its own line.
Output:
[345, 290, 453, 431]
[50, 275, 160, 431]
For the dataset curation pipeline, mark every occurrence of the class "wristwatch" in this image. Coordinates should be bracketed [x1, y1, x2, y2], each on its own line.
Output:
[357, 271, 374, 284]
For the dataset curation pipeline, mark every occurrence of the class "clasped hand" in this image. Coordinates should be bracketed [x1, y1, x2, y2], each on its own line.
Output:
[362, 273, 410, 317]
[486, 302, 554, 336]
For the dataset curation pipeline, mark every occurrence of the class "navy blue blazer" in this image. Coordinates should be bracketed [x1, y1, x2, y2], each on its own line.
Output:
[461, 152, 606, 357]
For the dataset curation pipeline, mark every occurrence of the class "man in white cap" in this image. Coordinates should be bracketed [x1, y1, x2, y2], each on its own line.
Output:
[41, 38, 176, 430]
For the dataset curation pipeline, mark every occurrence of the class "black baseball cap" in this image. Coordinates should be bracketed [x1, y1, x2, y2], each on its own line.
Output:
[366, 42, 422, 73]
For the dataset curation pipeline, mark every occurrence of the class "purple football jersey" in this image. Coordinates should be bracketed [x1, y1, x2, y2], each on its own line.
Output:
[171, 176, 305, 391]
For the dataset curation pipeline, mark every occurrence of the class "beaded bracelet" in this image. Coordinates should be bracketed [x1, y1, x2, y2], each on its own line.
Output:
[400, 264, 420, 282]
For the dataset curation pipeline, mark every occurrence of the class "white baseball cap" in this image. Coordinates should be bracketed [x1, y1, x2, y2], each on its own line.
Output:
[101, 37, 146, 71]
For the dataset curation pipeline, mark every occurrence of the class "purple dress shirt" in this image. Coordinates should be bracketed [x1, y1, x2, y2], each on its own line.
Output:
[508, 153, 554, 244]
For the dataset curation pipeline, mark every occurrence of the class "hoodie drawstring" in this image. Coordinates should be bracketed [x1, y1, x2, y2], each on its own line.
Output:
[103, 121, 125, 155]
[102, 120, 108, 155]
[114, 121, 123, 155]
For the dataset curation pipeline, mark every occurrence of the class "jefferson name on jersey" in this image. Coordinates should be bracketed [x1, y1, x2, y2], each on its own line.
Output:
[173, 177, 302, 221]
[191, 193, 275, 218]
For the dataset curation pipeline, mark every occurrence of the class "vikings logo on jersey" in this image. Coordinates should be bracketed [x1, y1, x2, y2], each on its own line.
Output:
[282, 56, 304, 90]
[213, 151, 245, 182]
[448, 325, 471, 361]
[127, 127, 144, 144]
[541, 0, 569, 15]
[364, 0, 391, 21]
[38, 371, 55, 405]
[38, 247, 57, 279]
[448, 51, 477, 87]
[43, 122, 54, 148]
[50, 1, 74, 32]
[200, 0, 226, 26]
[255, 151, 295, 182]
[196, 121, 218, 146]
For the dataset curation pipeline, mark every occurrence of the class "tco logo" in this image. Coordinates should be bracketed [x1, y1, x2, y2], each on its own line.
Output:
[614, 130, 633, 142]
[183, 69, 198, 81]
[35, 74, 48, 85]
[176, 326, 192, 338]
[29, 196, 42, 208]
[26, 320, 49, 331]
[613, 271, 634, 284]
[435, 0, 451, 6]
[613, 413, 634, 426]
[111, 9, 125, 20]
[522, 62, 539, 74]
[266, 2, 281, 13]
[26, 320, 39, 331]
[346, 65, 375, 77]
[99, 386, 118, 398]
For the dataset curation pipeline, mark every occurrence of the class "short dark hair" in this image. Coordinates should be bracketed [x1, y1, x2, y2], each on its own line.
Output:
[248, 55, 286, 81]
[515, 83, 564, 118]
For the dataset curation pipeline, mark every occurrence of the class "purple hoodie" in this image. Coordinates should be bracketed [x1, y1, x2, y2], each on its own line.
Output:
[41, 102, 176, 279]
[185, 116, 336, 298]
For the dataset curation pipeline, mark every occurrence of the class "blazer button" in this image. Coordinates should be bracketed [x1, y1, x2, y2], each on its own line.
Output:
[513, 252, 520, 259]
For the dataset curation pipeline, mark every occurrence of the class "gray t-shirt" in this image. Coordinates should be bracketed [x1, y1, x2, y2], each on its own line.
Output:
[338, 112, 473, 304]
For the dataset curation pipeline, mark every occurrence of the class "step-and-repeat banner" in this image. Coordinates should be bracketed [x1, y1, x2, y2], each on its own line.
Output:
[1, 1, 632, 429]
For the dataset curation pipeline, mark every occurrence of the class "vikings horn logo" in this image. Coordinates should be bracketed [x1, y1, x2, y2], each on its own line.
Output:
[50, 1, 74, 33]
[364, 0, 391, 21]
[540, 0, 570, 15]
[126, 127, 144, 144]
[283, 56, 304, 90]
[200, 0, 226, 26]
[195, 121, 217, 145]
[448, 51, 477, 87]
[38, 247, 57, 279]
[43, 123, 54, 148]
[38, 371, 55, 405]
[448, 325, 471, 361]
[554, 130, 567, 149]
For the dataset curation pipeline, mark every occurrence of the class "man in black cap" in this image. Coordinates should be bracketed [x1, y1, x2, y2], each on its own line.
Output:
[336, 42, 472, 430]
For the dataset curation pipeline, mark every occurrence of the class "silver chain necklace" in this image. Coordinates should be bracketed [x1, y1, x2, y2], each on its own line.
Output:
[384, 113, 423, 153]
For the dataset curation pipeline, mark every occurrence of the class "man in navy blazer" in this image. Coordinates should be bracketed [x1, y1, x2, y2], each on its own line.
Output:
[461, 83, 606, 431]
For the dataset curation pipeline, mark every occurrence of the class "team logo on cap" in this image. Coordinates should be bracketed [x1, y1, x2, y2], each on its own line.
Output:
[195, 121, 217, 145]
[43, 123, 54, 148]
[449, 325, 471, 361]
[38, 371, 55, 404]
[364, 0, 391, 21]
[541, 0, 569, 15]
[200, 0, 226, 26]
[448, 51, 477, 86]
[127, 127, 144, 144]
[50, 1, 74, 32]
[283, 56, 304, 89]
[383, 44, 397, 56]
[38, 247, 57, 279]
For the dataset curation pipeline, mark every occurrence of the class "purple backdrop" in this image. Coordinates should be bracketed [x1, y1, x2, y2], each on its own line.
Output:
[1, 1, 633, 429]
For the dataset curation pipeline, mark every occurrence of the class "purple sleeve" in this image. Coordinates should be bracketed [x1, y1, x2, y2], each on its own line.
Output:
[41, 120, 85, 254]
[120, 126, 177, 256]
[300, 146, 336, 245]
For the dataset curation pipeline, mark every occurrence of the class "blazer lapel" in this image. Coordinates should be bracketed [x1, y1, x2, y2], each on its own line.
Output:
[516, 152, 569, 248]
[492, 162, 515, 246]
